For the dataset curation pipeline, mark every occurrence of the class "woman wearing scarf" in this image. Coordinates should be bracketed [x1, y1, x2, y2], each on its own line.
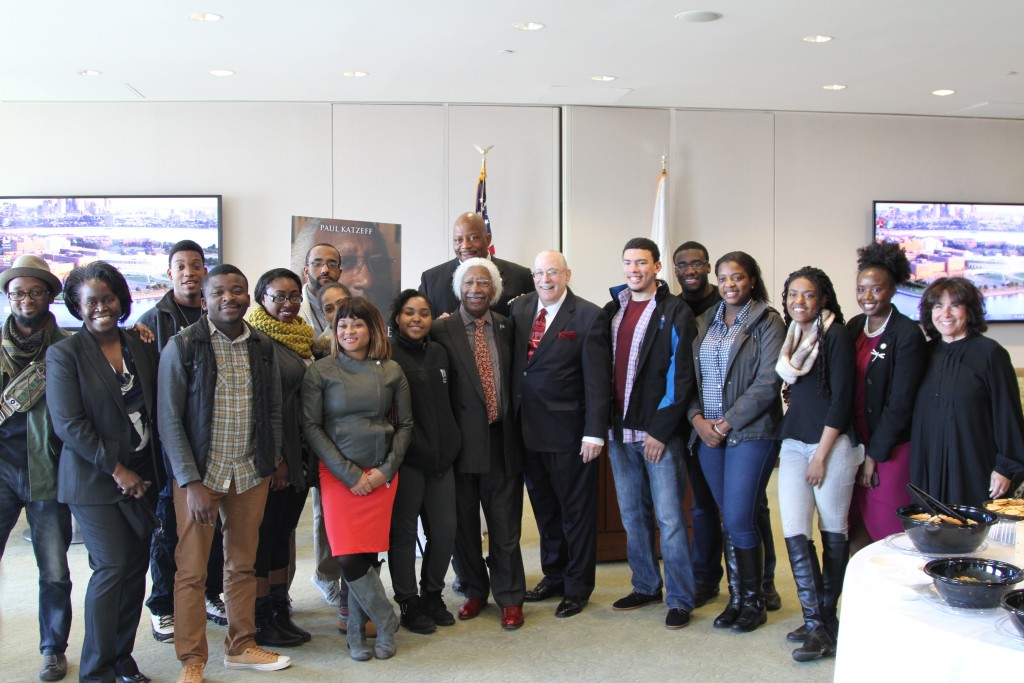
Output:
[246, 268, 318, 647]
[776, 266, 859, 663]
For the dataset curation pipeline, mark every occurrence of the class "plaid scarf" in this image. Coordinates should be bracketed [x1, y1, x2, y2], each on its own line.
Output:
[1, 312, 57, 379]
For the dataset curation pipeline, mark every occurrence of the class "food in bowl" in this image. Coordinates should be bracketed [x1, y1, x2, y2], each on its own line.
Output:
[908, 512, 977, 526]
[897, 504, 997, 554]
[985, 498, 1024, 519]
[924, 557, 1023, 609]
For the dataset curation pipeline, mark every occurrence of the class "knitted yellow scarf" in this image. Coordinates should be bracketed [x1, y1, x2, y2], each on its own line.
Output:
[246, 306, 314, 359]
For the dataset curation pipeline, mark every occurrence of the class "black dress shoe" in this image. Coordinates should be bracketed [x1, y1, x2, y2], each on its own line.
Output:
[524, 582, 564, 602]
[555, 595, 587, 618]
[118, 673, 151, 683]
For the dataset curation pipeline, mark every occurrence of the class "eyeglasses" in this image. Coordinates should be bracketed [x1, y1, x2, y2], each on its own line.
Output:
[674, 260, 708, 271]
[308, 259, 341, 270]
[265, 294, 303, 304]
[531, 269, 565, 279]
[461, 278, 492, 288]
[338, 255, 394, 274]
[7, 289, 49, 301]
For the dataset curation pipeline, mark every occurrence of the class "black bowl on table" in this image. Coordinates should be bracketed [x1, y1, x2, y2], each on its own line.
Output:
[923, 557, 1023, 609]
[896, 503, 997, 554]
[1001, 589, 1024, 637]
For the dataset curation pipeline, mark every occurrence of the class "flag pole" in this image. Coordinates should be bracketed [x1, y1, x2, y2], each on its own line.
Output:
[473, 144, 495, 254]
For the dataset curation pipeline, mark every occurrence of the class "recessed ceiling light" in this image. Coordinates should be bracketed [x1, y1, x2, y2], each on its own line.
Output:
[498, 49, 516, 54]
[513, 22, 545, 31]
[802, 35, 833, 43]
[78, 69, 101, 77]
[190, 13, 222, 22]
[932, 89, 956, 96]
[674, 11, 723, 23]
[343, 71, 369, 78]
[591, 75, 617, 82]
[822, 84, 846, 91]
[209, 69, 234, 77]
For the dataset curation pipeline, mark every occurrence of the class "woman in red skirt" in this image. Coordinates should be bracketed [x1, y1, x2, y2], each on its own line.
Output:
[302, 297, 412, 661]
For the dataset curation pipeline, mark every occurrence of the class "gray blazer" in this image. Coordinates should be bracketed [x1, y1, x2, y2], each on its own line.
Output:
[688, 300, 785, 447]
[47, 328, 159, 505]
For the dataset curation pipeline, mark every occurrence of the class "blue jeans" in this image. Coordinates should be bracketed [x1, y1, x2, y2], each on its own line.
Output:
[607, 438, 695, 611]
[0, 457, 73, 654]
[698, 439, 777, 550]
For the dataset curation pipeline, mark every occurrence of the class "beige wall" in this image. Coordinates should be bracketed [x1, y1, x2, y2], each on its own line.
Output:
[2, 101, 1022, 360]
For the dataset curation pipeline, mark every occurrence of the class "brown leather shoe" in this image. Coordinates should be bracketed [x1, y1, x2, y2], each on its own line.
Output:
[501, 605, 524, 630]
[458, 597, 487, 620]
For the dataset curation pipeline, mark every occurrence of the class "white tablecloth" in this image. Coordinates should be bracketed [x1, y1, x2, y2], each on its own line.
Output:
[834, 536, 1024, 681]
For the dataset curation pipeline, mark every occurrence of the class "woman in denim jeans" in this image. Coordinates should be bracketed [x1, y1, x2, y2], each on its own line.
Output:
[776, 266, 860, 663]
[688, 252, 784, 634]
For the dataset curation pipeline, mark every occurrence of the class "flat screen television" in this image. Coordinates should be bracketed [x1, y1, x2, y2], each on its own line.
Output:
[873, 200, 1024, 322]
[0, 195, 222, 328]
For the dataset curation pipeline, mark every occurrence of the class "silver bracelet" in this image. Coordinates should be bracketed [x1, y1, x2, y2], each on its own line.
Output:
[712, 424, 725, 436]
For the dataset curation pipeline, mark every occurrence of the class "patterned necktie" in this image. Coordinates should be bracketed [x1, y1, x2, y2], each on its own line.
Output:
[474, 318, 499, 423]
[527, 307, 547, 362]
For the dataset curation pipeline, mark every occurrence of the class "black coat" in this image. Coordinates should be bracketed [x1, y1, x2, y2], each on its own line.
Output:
[430, 310, 522, 475]
[844, 308, 927, 461]
[418, 256, 534, 318]
[47, 328, 160, 505]
[509, 289, 611, 453]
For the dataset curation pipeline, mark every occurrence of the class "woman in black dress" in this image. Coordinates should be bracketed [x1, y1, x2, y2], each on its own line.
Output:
[911, 277, 1024, 505]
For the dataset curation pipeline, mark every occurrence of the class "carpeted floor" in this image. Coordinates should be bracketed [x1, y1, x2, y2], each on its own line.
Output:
[0, 477, 835, 682]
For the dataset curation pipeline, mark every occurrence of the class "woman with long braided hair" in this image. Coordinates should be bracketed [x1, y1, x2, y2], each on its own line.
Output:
[776, 266, 860, 662]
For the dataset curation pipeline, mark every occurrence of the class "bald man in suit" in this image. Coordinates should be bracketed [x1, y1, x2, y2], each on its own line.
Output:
[509, 251, 611, 618]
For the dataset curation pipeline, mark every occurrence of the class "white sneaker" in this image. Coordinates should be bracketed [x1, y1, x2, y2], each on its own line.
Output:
[206, 596, 228, 625]
[223, 646, 291, 671]
[311, 575, 342, 607]
[152, 613, 174, 642]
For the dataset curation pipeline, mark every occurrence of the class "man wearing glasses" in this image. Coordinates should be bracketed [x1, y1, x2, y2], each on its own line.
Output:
[0, 255, 73, 681]
[673, 242, 721, 317]
[298, 243, 343, 339]
[418, 212, 533, 317]
[509, 251, 611, 619]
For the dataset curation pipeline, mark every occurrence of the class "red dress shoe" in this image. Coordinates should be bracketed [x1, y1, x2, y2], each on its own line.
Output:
[458, 597, 487, 620]
[501, 606, 524, 630]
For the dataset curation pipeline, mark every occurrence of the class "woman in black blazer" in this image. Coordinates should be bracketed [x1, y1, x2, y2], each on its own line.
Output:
[844, 242, 927, 555]
[46, 262, 159, 683]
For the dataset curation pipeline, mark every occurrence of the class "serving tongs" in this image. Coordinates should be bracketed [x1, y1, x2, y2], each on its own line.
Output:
[906, 483, 971, 525]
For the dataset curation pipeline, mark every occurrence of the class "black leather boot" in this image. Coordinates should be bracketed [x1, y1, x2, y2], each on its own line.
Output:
[254, 596, 303, 648]
[793, 624, 837, 662]
[713, 535, 742, 628]
[757, 494, 782, 611]
[821, 531, 850, 634]
[269, 583, 310, 643]
[784, 534, 828, 654]
[732, 544, 766, 632]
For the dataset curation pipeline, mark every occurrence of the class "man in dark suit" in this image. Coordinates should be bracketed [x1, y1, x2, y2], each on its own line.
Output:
[418, 212, 534, 317]
[430, 256, 527, 631]
[509, 251, 611, 619]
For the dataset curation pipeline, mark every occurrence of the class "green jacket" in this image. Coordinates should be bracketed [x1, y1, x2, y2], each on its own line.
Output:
[1, 325, 70, 501]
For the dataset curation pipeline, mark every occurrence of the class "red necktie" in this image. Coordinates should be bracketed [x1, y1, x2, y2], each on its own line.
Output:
[527, 307, 547, 362]
[474, 318, 499, 424]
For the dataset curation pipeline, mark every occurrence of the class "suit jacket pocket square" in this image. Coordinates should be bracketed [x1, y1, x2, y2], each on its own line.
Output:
[557, 330, 577, 340]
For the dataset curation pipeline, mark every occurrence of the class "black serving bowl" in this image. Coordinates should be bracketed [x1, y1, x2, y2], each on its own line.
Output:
[924, 557, 1023, 609]
[1001, 590, 1024, 637]
[983, 498, 1024, 521]
[896, 503, 997, 554]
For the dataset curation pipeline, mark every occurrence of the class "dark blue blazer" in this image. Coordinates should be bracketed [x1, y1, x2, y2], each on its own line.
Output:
[47, 328, 159, 505]
[418, 256, 534, 318]
[509, 289, 612, 453]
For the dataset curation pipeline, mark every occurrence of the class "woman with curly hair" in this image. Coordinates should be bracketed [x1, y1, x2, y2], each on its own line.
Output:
[776, 266, 859, 662]
[911, 277, 1024, 506]
[845, 242, 928, 553]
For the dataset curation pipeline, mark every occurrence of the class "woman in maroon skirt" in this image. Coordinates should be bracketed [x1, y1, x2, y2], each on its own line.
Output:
[845, 242, 927, 554]
[302, 297, 412, 661]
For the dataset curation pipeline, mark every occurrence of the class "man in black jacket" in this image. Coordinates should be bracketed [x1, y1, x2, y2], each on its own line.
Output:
[418, 212, 533, 317]
[158, 265, 289, 681]
[604, 238, 697, 630]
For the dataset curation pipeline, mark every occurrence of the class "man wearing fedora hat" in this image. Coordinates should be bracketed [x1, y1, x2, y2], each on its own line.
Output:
[0, 255, 73, 681]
